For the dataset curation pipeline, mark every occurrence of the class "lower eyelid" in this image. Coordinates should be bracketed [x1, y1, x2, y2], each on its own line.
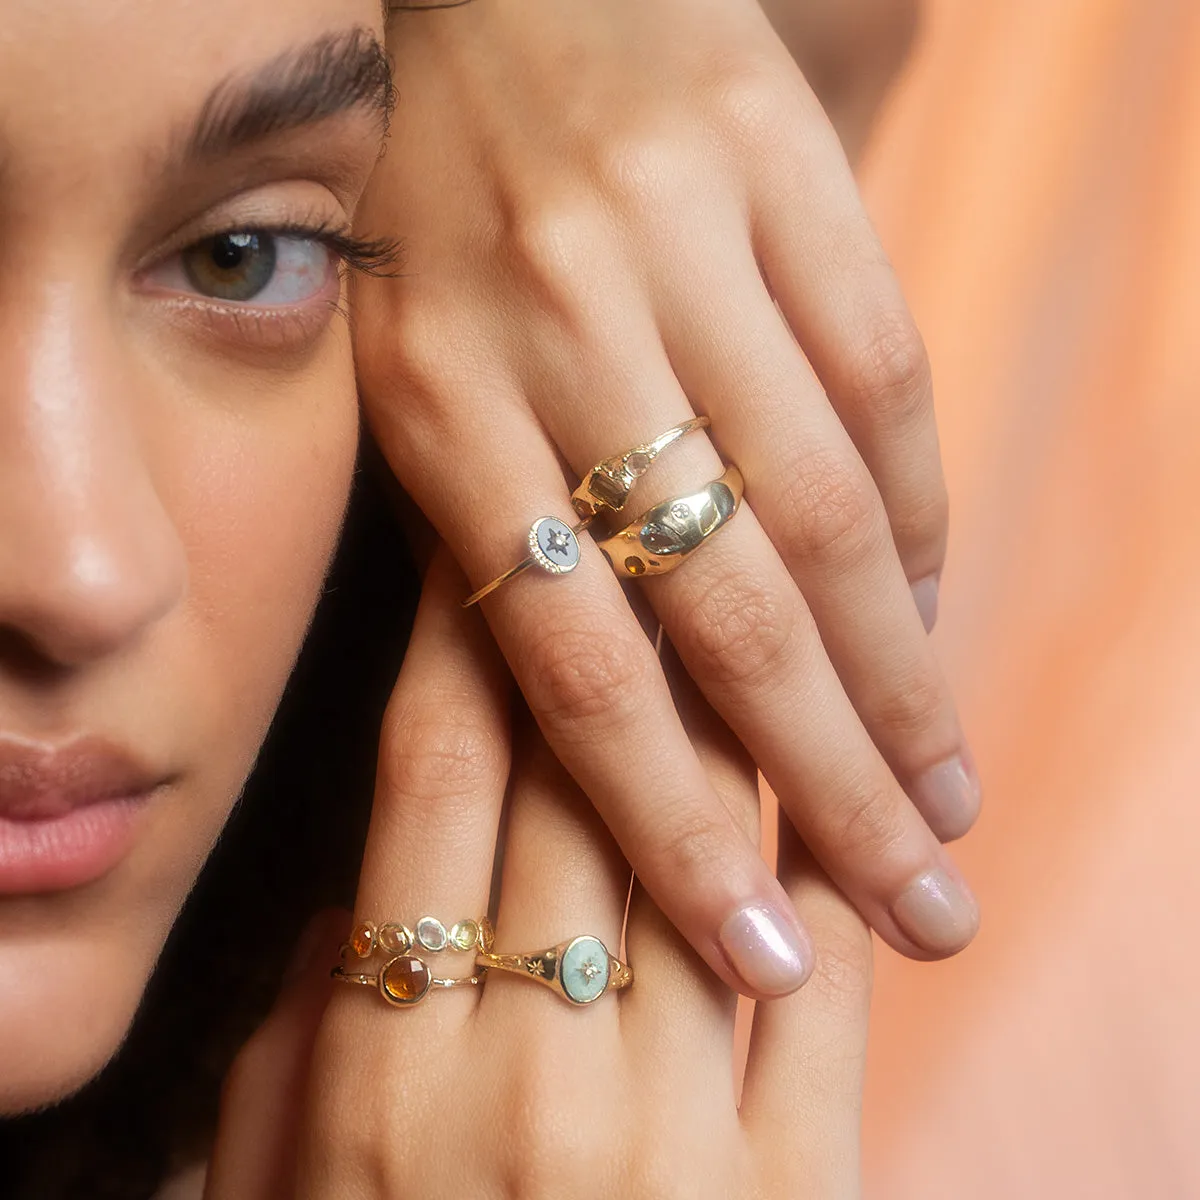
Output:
[151, 289, 344, 352]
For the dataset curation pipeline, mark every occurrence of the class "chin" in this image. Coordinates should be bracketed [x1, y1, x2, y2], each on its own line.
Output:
[0, 935, 153, 1116]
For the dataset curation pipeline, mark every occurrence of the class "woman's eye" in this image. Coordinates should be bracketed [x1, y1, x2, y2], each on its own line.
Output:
[146, 231, 336, 305]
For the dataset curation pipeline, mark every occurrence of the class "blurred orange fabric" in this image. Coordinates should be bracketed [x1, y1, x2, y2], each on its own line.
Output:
[856, 1, 1200, 1195]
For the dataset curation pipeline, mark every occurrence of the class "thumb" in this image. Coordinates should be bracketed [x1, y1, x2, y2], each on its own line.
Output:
[203, 908, 348, 1200]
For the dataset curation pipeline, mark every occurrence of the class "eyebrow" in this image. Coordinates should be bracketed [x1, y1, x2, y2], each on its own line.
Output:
[183, 28, 394, 162]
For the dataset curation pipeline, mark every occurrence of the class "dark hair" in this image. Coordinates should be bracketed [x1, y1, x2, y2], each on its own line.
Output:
[0, 449, 420, 1199]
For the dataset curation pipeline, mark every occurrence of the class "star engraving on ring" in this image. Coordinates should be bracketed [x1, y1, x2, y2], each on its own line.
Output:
[544, 526, 573, 558]
[579, 958, 603, 983]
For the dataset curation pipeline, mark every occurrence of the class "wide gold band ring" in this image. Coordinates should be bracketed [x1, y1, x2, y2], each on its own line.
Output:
[461, 417, 710, 608]
[597, 465, 743, 579]
[332, 957, 485, 1007]
[476, 934, 633, 1006]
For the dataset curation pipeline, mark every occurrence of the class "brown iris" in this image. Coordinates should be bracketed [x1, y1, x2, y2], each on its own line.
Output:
[181, 231, 277, 301]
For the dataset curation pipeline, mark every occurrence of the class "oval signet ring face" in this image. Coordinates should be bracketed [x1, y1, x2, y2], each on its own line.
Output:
[559, 935, 612, 1004]
[529, 516, 582, 574]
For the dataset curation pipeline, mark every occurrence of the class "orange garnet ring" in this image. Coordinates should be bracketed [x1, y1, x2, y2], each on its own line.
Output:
[332, 958, 485, 1007]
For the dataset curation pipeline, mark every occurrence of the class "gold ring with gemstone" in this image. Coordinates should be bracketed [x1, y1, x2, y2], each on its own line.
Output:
[461, 417, 711, 608]
[475, 934, 633, 1006]
[570, 415, 711, 520]
[596, 465, 743, 579]
[461, 515, 592, 609]
[332, 957, 486, 1007]
[342, 916, 495, 960]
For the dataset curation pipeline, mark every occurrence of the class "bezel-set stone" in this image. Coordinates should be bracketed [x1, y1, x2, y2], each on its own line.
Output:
[479, 917, 496, 952]
[349, 921, 376, 958]
[378, 923, 414, 954]
[449, 919, 480, 952]
[528, 516, 581, 575]
[559, 935, 611, 1005]
[416, 916, 448, 952]
[379, 954, 432, 1006]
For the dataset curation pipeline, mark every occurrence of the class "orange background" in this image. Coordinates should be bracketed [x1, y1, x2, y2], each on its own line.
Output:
[856, 1, 1200, 1195]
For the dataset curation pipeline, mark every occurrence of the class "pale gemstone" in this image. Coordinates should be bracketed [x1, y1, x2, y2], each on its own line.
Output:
[380, 955, 431, 1005]
[450, 920, 480, 952]
[416, 916, 448, 952]
[378, 923, 413, 954]
[560, 936, 611, 1004]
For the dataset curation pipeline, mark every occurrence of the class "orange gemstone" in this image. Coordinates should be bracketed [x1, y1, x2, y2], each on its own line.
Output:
[349, 921, 376, 958]
[380, 955, 432, 1006]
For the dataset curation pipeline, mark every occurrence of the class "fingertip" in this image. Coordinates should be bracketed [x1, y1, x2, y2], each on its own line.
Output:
[889, 862, 980, 958]
[717, 901, 815, 998]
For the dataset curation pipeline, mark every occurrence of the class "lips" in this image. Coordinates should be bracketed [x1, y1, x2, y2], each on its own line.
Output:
[0, 735, 167, 894]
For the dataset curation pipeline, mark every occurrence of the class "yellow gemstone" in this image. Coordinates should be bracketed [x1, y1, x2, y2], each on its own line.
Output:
[380, 955, 431, 1005]
[349, 921, 376, 958]
[450, 920, 480, 952]
[624, 556, 646, 577]
[378, 923, 413, 954]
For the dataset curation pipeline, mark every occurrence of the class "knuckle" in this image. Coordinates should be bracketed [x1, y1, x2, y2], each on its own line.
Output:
[379, 706, 503, 810]
[823, 775, 908, 865]
[504, 197, 605, 331]
[778, 447, 885, 570]
[849, 308, 932, 425]
[870, 664, 946, 743]
[593, 127, 688, 213]
[681, 569, 799, 691]
[523, 621, 656, 735]
[700, 54, 800, 144]
[646, 805, 734, 888]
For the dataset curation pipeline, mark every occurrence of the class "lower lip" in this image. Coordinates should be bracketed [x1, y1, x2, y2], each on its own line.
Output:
[0, 797, 147, 895]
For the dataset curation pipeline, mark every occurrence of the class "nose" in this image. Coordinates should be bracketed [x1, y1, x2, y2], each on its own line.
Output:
[0, 284, 186, 668]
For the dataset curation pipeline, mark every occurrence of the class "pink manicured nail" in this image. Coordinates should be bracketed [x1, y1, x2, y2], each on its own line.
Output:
[912, 754, 982, 842]
[911, 575, 940, 633]
[719, 904, 814, 995]
[891, 866, 979, 955]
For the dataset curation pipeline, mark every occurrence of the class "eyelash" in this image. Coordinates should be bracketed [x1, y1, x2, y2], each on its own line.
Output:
[269, 219, 403, 278]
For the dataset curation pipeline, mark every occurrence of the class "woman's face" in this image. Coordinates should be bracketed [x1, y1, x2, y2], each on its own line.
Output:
[0, 0, 388, 1112]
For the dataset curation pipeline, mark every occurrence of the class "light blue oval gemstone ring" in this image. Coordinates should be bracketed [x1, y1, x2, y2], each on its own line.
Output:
[477, 933, 633, 1006]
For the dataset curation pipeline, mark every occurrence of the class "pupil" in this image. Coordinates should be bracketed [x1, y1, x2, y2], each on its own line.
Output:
[183, 230, 277, 302]
[211, 233, 254, 271]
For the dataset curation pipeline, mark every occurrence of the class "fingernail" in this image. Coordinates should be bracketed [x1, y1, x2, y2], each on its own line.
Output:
[911, 575, 940, 633]
[891, 865, 979, 955]
[719, 903, 814, 995]
[912, 753, 982, 842]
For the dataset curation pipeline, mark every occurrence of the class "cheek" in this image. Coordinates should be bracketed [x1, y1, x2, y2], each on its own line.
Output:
[152, 336, 360, 838]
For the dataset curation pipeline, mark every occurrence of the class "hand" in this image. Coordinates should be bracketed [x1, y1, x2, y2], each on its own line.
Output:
[204, 553, 873, 1198]
[354, 0, 979, 997]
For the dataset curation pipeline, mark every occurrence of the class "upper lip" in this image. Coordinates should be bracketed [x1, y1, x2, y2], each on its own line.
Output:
[0, 735, 164, 821]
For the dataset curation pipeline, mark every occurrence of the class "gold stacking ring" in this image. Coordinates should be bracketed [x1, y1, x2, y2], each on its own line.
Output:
[570, 415, 710, 519]
[597, 465, 743, 579]
[461, 417, 710, 608]
[476, 934, 633, 1006]
[332, 958, 485, 1007]
[342, 916, 495, 959]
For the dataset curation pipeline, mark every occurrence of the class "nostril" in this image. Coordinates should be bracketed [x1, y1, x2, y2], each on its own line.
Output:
[0, 527, 187, 670]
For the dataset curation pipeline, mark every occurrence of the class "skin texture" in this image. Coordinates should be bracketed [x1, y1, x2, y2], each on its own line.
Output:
[204, 556, 874, 1200]
[356, 0, 979, 1000]
[0, 0, 387, 1113]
